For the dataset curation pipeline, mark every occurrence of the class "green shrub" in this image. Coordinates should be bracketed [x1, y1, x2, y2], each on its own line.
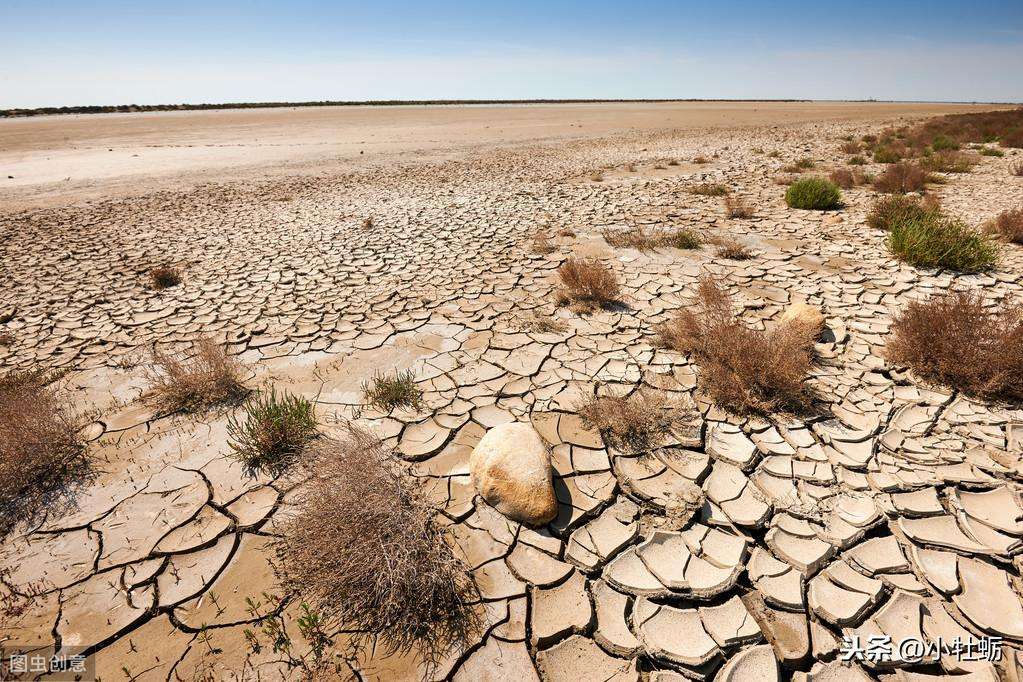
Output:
[888, 214, 998, 272]
[866, 195, 941, 231]
[931, 135, 959, 151]
[980, 147, 1004, 157]
[847, 155, 867, 165]
[873, 147, 902, 164]
[785, 178, 843, 210]
[228, 388, 317, 475]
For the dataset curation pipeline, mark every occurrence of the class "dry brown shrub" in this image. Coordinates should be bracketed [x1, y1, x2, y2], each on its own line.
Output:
[1011, 161, 1023, 177]
[0, 331, 13, 346]
[531, 234, 556, 254]
[361, 216, 374, 230]
[0, 370, 89, 536]
[873, 162, 929, 194]
[602, 226, 701, 251]
[724, 196, 754, 218]
[829, 169, 855, 189]
[556, 258, 621, 310]
[273, 424, 481, 670]
[577, 391, 679, 451]
[693, 156, 710, 164]
[887, 291, 1023, 400]
[985, 208, 1023, 244]
[148, 337, 247, 412]
[840, 141, 861, 154]
[149, 265, 181, 290]
[656, 278, 816, 414]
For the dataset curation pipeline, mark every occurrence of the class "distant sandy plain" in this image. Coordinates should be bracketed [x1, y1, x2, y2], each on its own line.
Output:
[0, 101, 998, 210]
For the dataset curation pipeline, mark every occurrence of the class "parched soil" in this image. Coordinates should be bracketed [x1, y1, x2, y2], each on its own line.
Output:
[2, 102, 1023, 681]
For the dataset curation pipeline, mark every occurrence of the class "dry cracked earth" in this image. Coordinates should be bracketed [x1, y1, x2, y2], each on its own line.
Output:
[2, 114, 1023, 682]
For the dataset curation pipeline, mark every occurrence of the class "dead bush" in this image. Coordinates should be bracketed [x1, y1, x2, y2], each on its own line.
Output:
[873, 162, 929, 194]
[689, 182, 730, 197]
[829, 169, 855, 189]
[531, 234, 556, 255]
[887, 291, 1023, 400]
[556, 258, 621, 310]
[577, 391, 679, 451]
[840, 141, 862, 154]
[985, 208, 1023, 244]
[0, 370, 89, 536]
[361, 216, 374, 230]
[866, 194, 941, 231]
[1011, 161, 1023, 177]
[724, 196, 754, 218]
[273, 424, 481, 670]
[710, 236, 754, 260]
[656, 278, 816, 414]
[148, 337, 247, 412]
[149, 265, 182, 290]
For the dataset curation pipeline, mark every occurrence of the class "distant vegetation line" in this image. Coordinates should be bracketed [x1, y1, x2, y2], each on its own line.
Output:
[3, 98, 823, 118]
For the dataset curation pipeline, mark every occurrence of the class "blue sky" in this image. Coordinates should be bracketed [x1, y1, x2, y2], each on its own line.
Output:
[2, 0, 1022, 107]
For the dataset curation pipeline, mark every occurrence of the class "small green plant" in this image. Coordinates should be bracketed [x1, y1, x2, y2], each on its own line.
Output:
[847, 155, 867, 165]
[689, 182, 730, 196]
[785, 177, 843, 210]
[873, 146, 902, 164]
[228, 388, 317, 475]
[362, 369, 423, 411]
[930, 135, 959, 151]
[888, 214, 998, 272]
[980, 147, 1004, 157]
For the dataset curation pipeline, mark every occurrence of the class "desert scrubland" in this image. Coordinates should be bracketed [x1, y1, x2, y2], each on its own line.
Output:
[2, 101, 1023, 681]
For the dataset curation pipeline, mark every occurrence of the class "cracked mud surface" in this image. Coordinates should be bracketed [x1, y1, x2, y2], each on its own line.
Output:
[2, 104, 1023, 680]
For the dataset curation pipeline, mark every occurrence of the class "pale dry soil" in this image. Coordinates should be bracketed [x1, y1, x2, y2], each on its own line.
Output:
[2, 102, 1023, 681]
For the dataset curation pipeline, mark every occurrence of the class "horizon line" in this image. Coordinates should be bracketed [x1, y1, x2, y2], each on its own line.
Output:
[3, 98, 1019, 119]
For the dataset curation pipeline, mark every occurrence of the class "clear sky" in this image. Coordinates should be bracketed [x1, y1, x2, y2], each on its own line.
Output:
[3, 0, 1022, 108]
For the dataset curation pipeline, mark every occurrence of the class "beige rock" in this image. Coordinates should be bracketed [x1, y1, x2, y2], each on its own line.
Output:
[470, 422, 558, 525]
[779, 301, 825, 337]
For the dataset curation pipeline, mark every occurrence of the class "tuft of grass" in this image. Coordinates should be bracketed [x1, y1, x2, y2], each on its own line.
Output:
[785, 177, 843, 210]
[782, 158, 815, 173]
[689, 182, 730, 197]
[980, 147, 1004, 157]
[930, 135, 959, 151]
[985, 208, 1023, 244]
[872, 162, 930, 194]
[713, 237, 754, 260]
[724, 196, 754, 218]
[840, 141, 861, 154]
[602, 226, 702, 251]
[555, 258, 621, 311]
[362, 369, 423, 411]
[149, 266, 181, 290]
[847, 155, 867, 166]
[273, 424, 481, 671]
[887, 213, 998, 272]
[888, 291, 1023, 400]
[531, 234, 556, 255]
[228, 388, 317, 476]
[577, 391, 678, 451]
[148, 337, 247, 412]
[866, 195, 941, 231]
[0, 369, 89, 536]
[656, 278, 816, 415]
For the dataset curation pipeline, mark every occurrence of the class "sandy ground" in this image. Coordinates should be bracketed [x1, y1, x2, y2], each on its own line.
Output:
[0, 101, 996, 210]
[2, 102, 1023, 681]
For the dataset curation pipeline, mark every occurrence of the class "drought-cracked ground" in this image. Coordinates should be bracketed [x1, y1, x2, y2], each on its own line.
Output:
[2, 103, 1023, 681]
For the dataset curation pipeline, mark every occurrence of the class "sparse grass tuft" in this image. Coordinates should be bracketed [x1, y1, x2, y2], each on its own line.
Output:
[602, 227, 702, 251]
[887, 291, 1023, 400]
[556, 257, 621, 311]
[872, 162, 930, 194]
[228, 388, 317, 476]
[689, 182, 730, 197]
[888, 213, 998, 272]
[148, 337, 247, 412]
[362, 369, 423, 411]
[0, 369, 89, 536]
[577, 391, 678, 451]
[273, 424, 481, 670]
[713, 237, 755, 260]
[724, 196, 754, 218]
[980, 147, 1004, 157]
[847, 155, 867, 166]
[920, 150, 978, 174]
[840, 141, 862, 154]
[149, 265, 182, 290]
[828, 169, 856, 189]
[785, 177, 843, 210]
[985, 208, 1023, 244]
[656, 278, 817, 414]
[782, 158, 815, 173]
[531, 234, 556, 255]
[873, 146, 903, 164]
